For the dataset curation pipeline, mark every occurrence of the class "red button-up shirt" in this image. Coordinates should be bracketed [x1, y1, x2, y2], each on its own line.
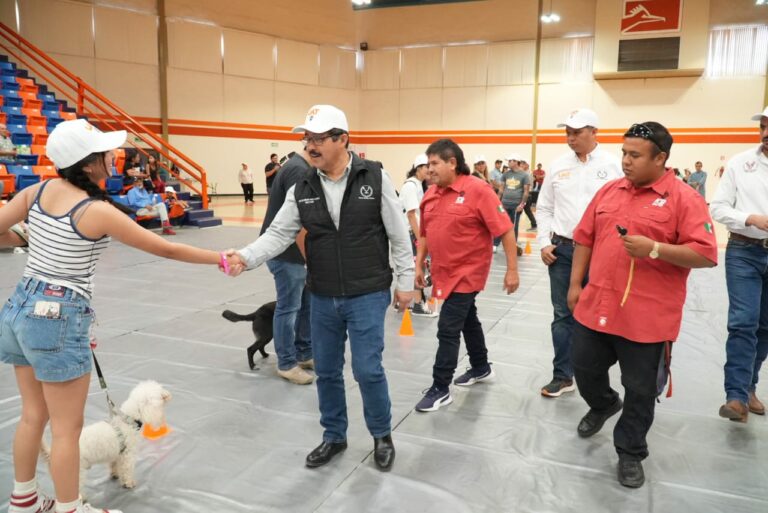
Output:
[572, 170, 718, 343]
[421, 174, 513, 299]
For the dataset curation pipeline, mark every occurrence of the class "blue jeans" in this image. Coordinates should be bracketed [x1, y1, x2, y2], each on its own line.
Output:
[266, 259, 312, 371]
[723, 241, 768, 404]
[494, 206, 522, 247]
[548, 241, 575, 380]
[310, 289, 392, 442]
[0, 277, 93, 382]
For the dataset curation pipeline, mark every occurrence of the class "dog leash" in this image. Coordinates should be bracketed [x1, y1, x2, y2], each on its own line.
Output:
[91, 349, 120, 418]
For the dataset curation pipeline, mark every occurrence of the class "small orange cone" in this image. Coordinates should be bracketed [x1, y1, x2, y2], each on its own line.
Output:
[524, 240, 532, 255]
[399, 309, 414, 336]
[142, 422, 171, 440]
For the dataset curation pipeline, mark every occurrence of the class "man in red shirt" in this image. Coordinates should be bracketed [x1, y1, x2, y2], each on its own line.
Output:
[414, 139, 520, 412]
[568, 122, 717, 488]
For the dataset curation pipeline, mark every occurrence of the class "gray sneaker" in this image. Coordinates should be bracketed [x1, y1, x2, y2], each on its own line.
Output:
[410, 302, 437, 318]
[540, 378, 576, 397]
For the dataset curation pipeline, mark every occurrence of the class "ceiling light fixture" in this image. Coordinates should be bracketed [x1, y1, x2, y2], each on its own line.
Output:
[540, 0, 561, 23]
[352, 0, 372, 6]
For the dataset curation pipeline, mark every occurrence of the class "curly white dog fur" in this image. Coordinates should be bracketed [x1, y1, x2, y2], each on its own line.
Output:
[41, 380, 172, 499]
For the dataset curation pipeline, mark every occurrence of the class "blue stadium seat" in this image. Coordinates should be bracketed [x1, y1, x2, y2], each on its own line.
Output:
[1, 97, 22, 107]
[10, 133, 32, 145]
[39, 93, 55, 102]
[42, 101, 59, 111]
[7, 114, 26, 125]
[1, 106, 22, 115]
[1, 89, 20, 98]
[15, 154, 38, 166]
[16, 174, 41, 190]
[0, 62, 15, 71]
[1, 75, 17, 86]
[106, 177, 124, 194]
[7, 124, 27, 134]
[8, 165, 34, 175]
[42, 109, 61, 119]
[47, 119, 63, 131]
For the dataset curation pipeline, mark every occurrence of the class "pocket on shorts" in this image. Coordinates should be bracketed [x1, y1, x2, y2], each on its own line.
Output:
[22, 313, 68, 353]
[0, 299, 11, 339]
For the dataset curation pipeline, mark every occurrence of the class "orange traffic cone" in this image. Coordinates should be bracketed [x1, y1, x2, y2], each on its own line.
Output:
[399, 309, 414, 336]
[524, 240, 532, 255]
[142, 422, 171, 440]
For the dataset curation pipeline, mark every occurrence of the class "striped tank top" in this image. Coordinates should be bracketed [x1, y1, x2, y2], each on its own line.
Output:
[23, 181, 111, 300]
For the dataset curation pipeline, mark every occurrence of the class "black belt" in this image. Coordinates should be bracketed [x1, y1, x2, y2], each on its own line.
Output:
[729, 232, 768, 249]
[552, 234, 574, 246]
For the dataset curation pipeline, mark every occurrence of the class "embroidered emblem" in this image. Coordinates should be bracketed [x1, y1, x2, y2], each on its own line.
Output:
[597, 169, 608, 179]
[744, 161, 757, 173]
[652, 198, 667, 207]
[359, 185, 374, 199]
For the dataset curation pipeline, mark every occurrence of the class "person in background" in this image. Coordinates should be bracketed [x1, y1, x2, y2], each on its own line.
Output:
[147, 155, 165, 194]
[490, 159, 504, 195]
[688, 161, 708, 200]
[0, 123, 18, 164]
[519, 160, 537, 232]
[126, 177, 176, 236]
[400, 154, 436, 318]
[531, 163, 546, 208]
[264, 154, 280, 195]
[122, 152, 149, 189]
[499, 157, 531, 257]
[710, 106, 768, 423]
[239, 163, 254, 205]
[472, 156, 490, 183]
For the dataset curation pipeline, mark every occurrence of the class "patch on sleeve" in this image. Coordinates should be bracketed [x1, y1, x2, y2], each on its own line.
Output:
[704, 222, 713, 234]
[497, 205, 505, 213]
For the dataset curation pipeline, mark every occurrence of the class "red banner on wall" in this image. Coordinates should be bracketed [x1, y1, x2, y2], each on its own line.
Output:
[621, 0, 682, 34]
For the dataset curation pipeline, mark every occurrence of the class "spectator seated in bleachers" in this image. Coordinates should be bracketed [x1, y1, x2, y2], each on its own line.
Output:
[125, 177, 176, 235]
[164, 186, 189, 211]
[0, 123, 18, 164]
[147, 155, 166, 193]
[122, 152, 152, 190]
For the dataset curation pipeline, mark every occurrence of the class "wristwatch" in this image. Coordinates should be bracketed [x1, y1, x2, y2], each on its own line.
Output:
[649, 241, 660, 259]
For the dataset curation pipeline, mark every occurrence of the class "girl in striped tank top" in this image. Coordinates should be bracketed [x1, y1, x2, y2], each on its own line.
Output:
[0, 120, 236, 513]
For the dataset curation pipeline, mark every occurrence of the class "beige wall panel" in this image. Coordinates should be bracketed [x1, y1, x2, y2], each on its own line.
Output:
[0, 0, 17, 31]
[400, 47, 443, 89]
[710, 0, 768, 25]
[167, 68, 223, 120]
[487, 42, 535, 86]
[223, 75, 274, 124]
[223, 29, 275, 80]
[274, 83, 358, 129]
[167, 19, 221, 73]
[441, 87, 486, 130]
[95, 60, 160, 117]
[444, 45, 489, 88]
[94, 7, 158, 65]
[358, 90, 399, 130]
[537, 82, 594, 129]
[593, 77, 766, 129]
[361, 50, 400, 90]
[593, 0, 622, 74]
[275, 39, 319, 86]
[20, 0, 94, 57]
[319, 46, 356, 90]
[680, 0, 710, 70]
[48, 51, 96, 87]
[485, 85, 534, 129]
[399, 89, 442, 130]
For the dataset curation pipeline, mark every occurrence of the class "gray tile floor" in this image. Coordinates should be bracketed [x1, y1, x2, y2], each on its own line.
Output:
[1, 226, 767, 512]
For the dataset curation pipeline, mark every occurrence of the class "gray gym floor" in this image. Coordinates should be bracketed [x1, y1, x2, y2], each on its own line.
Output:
[1, 226, 766, 513]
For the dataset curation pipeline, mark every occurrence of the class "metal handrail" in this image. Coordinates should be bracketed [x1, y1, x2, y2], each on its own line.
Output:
[0, 22, 209, 208]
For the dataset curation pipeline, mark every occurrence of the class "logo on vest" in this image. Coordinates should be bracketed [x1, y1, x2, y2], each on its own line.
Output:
[359, 185, 375, 200]
[744, 161, 757, 173]
[298, 196, 321, 205]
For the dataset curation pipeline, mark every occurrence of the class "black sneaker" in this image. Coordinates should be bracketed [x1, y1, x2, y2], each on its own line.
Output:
[540, 378, 576, 398]
[410, 302, 437, 318]
[415, 385, 452, 412]
[617, 458, 645, 488]
[577, 399, 623, 438]
[453, 365, 495, 386]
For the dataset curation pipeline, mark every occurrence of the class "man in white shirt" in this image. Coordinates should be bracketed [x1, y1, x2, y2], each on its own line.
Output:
[400, 154, 436, 317]
[238, 163, 254, 205]
[710, 106, 768, 422]
[535, 108, 623, 398]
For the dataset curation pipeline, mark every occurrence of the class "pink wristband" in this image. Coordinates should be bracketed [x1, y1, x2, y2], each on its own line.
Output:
[220, 252, 230, 274]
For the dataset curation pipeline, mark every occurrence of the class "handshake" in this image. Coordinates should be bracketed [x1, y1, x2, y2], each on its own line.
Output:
[218, 249, 247, 277]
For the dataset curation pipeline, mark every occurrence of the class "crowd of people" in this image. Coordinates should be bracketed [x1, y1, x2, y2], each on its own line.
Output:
[0, 103, 766, 512]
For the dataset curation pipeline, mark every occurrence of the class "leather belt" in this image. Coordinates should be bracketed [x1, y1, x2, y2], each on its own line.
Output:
[729, 232, 768, 249]
[551, 234, 575, 246]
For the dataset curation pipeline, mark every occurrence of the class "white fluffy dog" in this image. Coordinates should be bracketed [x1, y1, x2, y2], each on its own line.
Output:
[42, 380, 172, 498]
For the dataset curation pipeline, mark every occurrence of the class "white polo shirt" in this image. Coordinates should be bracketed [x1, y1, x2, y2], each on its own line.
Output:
[710, 145, 768, 240]
[535, 144, 623, 247]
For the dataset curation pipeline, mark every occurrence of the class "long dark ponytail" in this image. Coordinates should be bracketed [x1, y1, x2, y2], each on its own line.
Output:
[57, 152, 135, 215]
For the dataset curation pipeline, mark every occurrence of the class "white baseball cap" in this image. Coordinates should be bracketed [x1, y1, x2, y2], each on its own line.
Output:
[750, 106, 768, 121]
[46, 119, 126, 169]
[506, 153, 522, 162]
[557, 108, 600, 129]
[165, 186, 176, 193]
[413, 154, 428, 168]
[291, 105, 349, 134]
[473, 154, 487, 165]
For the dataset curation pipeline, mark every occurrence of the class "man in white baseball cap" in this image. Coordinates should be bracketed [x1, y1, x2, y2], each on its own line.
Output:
[46, 119, 126, 169]
[711, 106, 768, 423]
[228, 104, 414, 472]
[535, 108, 623, 399]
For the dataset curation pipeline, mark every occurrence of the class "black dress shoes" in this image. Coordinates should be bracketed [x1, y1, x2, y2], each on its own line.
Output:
[305, 440, 347, 468]
[373, 435, 395, 471]
[617, 458, 645, 488]
[577, 398, 623, 438]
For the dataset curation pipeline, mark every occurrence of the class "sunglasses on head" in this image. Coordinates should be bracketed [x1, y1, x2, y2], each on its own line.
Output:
[624, 123, 665, 153]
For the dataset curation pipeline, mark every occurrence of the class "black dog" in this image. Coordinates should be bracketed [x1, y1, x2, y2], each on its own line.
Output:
[222, 301, 277, 370]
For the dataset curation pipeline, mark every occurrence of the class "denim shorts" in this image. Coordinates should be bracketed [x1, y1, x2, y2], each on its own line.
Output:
[0, 276, 93, 382]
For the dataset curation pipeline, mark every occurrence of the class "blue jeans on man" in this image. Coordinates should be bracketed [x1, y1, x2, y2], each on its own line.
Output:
[723, 241, 768, 404]
[310, 289, 392, 443]
[494, 206, 522, 248]
[266, 259, 312, 371]
[548, 240, 576, 380]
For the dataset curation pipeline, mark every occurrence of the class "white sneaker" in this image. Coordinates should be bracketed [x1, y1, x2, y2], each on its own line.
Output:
[409, 302, 438, 318]
[76, 503, 123, 513]
[9, 488, 55, 513]
[492, 245, 498, 253]
[277, 366, 314, 385]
